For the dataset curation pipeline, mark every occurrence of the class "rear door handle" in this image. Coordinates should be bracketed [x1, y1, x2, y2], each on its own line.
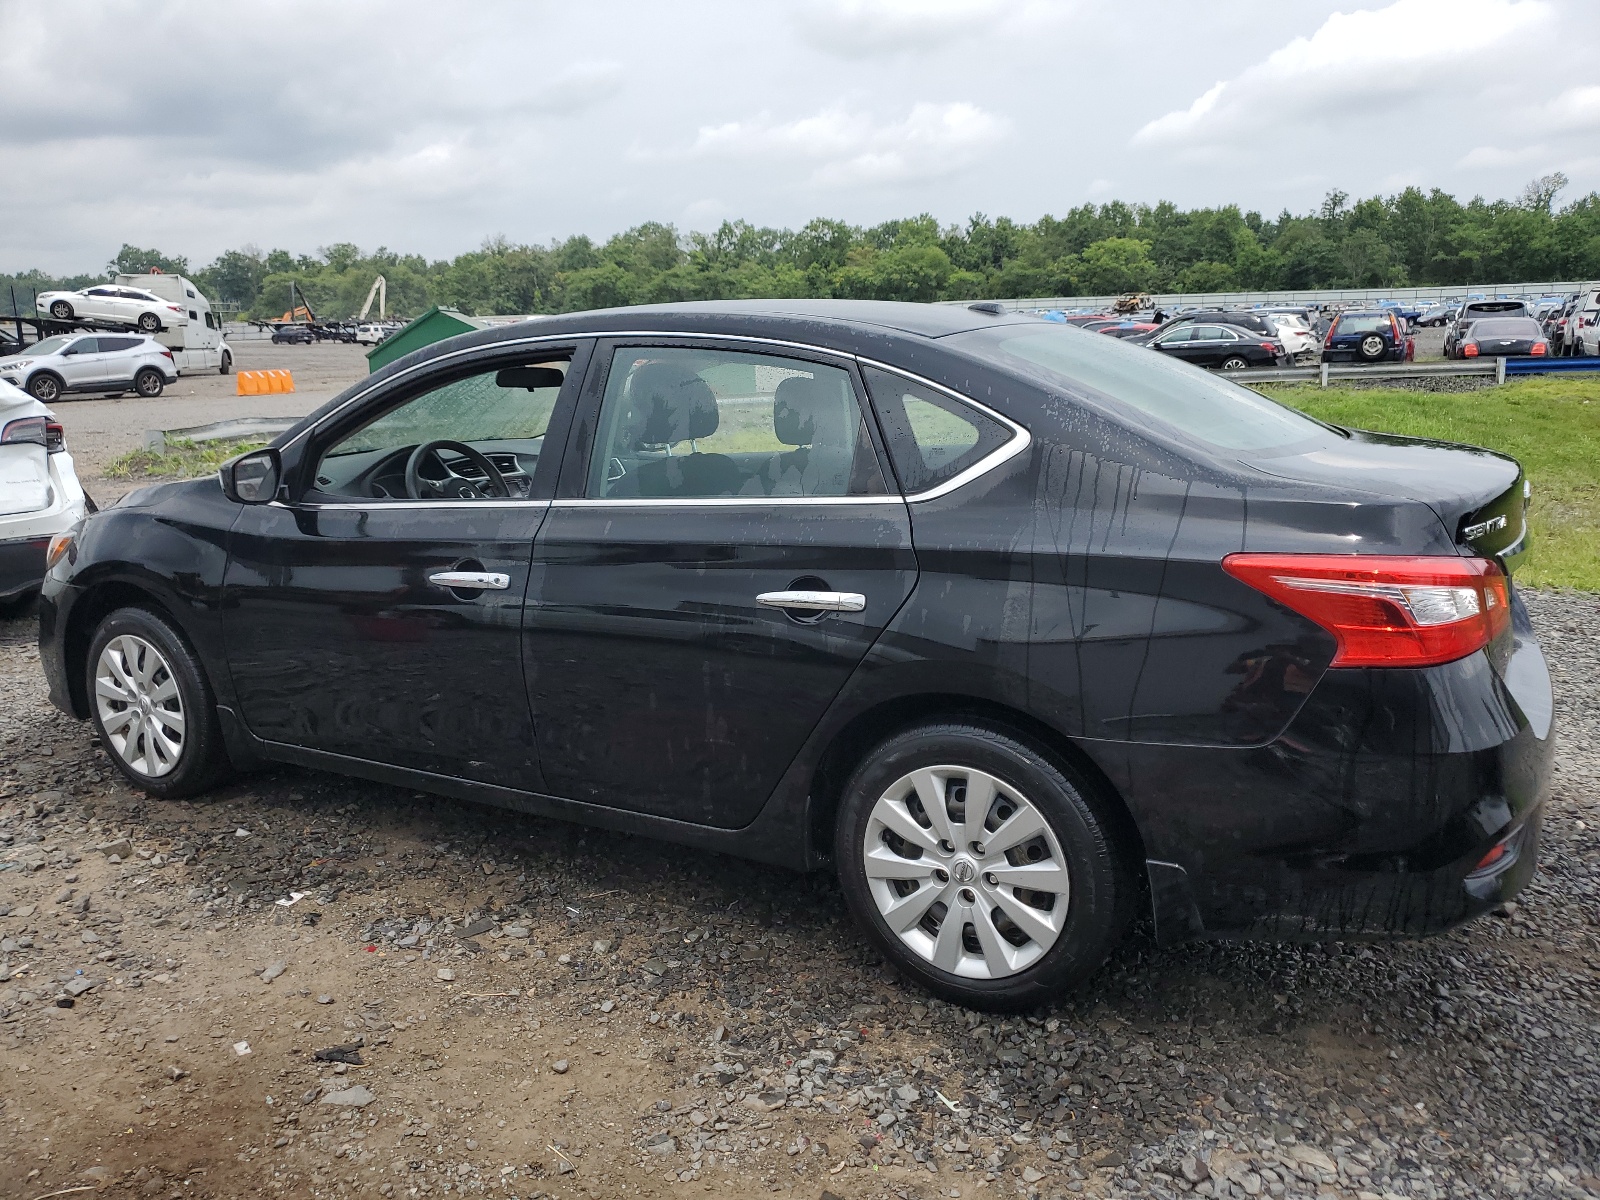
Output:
[756, 590, 865, 613]
[429, 570, 509, 591]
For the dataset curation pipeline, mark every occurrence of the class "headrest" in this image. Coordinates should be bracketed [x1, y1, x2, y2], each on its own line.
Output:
[773, 375, 849, 446]
[628, 362, 718, 447]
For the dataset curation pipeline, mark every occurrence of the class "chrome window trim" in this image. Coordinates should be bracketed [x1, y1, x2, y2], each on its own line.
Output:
[271, 499, 552, 512]
[290, 329, 1031, 508]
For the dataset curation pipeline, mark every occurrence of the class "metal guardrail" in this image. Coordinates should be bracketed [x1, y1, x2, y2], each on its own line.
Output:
[1234, 357, 1600, 386]
[942, 281, 1593, 313]
[142, 417, 298, 451]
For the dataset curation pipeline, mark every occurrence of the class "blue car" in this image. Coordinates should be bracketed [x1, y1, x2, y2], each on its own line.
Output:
[1322, 310, 1410, 364]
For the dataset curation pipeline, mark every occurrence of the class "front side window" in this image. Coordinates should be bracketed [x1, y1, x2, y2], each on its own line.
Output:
[312, 359, 568, 501]
[587, 347, 886, 499]
[86, 287, 114, 297]
[862, 366, 1011, 494]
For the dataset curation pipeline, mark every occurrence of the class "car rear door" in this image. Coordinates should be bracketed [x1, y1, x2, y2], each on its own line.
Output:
[524, 338, 916, 827]
[96, 336, 145, 387]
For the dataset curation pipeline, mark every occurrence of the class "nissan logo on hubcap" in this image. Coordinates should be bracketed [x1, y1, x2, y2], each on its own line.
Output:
[952, 860, 977, 884]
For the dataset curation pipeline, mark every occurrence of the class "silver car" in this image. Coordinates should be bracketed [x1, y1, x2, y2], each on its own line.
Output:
[0, 333, 178, 402]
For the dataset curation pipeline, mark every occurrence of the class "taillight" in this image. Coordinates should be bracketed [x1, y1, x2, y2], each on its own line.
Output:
[1, 415, 47, 445]
[1259, 342, 1278, 352]
[46, 421, 64, 452]
[1463, 343, 1479, 357]
[1221, 553, 1511, 667]
[160, 348, 174, 359]
[1531, 342, 1546, 355]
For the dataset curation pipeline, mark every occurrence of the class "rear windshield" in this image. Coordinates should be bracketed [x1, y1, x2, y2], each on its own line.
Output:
[1464, 303, 1528, 318]
[953, 324, 1327, 453]
[1334, 314, 1391, 334]
[1469, 318, 1542, 338]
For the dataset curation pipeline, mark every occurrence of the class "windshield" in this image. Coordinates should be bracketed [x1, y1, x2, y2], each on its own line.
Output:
[954, 324, 1328, 453]
[1469, 318, 1542, 338]
[20, 336, 71, 356]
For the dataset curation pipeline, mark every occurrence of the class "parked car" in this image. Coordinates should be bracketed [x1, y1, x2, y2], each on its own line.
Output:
[1568, 284, 1600, 356]
[1321, 310, 1410, 363]
[1452, 317, 1549, 359]
[36, 300, 1550, 1010]
[1, 378, 88, 611]
[35, 285, 188, 333]
[1415, 303, 1458, 327]
[1147, 322, 1284, 369]
[1090, 321, 1158, 340]
[1259, 313, 1319, 360]
[0, 333, 177, 401]
[354, 323, 390, 346]
[1444, 301, 1531, 356]
[271, 326, 315, 345]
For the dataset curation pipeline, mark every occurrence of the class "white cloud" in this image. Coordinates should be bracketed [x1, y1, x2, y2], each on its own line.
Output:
[796, 0, 1006, 57]
[686, 102, 1009, 188]
[1134, 0, 1551, 153]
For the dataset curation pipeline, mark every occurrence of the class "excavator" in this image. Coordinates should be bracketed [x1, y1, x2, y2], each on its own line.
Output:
[269, 280, 318, 325]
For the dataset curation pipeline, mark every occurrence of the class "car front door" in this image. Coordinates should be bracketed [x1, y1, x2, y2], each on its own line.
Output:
[1151, 326, 1199, 363]
[525, 339, 918, 827]
[221, 341, 591, 789]
[55, 337, 109, 389]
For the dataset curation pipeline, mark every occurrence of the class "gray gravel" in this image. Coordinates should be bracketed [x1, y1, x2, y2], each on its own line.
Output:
[1, 589, 1596, 1199]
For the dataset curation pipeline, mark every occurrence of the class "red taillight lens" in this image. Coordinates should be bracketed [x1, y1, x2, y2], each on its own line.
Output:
[1259, 342, 1277, 352]
[45, 421, 64, 452]
[1221, 554, 1511, 667]
[1473, 842, 1508, 872]
[1463, 343, 1479, 357]
[1531, 342, 1546, 355]
[160, 348, 174, 359]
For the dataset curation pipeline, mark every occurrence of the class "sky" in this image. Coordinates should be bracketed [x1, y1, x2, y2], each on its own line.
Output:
[2, 0, 1598, 273]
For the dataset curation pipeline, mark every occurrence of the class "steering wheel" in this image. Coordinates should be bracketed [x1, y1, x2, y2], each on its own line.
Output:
[403, 440, 510, 500]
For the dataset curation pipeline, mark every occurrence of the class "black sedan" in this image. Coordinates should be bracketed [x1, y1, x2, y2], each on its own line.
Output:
[1144, 321, 1284, 369]
[36, 300, 1551, 1010]
[1453, 317, 1550, 359]
[271, 325, 314, 345]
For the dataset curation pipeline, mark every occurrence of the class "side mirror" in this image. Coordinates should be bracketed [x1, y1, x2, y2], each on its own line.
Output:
[220, 447, 281, 504]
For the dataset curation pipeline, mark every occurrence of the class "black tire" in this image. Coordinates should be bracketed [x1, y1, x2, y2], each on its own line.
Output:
[27, 373, 62, 402]
[86, 606, 230, 798]
[134, 368, 164, 398]
[1219, 355, 1249, 370]
[835, 722, 1138, 1011]
[137, 312, 161, 333]
[1357, 334, 1387, 362]
[49, 300, 73, 320]
[219, 352, 232, 375]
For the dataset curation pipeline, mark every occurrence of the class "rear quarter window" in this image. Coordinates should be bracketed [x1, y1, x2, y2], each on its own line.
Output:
[862, 366, 1011, 494]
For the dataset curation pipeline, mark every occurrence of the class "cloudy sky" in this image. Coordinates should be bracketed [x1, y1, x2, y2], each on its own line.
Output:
[3, 0, 1597, 272]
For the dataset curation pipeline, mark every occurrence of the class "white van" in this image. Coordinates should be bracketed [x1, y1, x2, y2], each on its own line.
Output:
[1573, 283, 1600, 356]
[113, 272, 234, 375]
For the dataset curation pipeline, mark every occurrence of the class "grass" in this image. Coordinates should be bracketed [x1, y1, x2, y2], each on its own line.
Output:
[1260, 377, 1600, 591]
[105, 437, 267, 482]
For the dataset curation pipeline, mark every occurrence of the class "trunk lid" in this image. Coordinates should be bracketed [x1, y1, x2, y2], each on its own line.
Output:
[1244, 428, 1527, 568]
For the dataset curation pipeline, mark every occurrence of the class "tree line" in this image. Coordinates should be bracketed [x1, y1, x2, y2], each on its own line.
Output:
[4, 178, 1597, 323]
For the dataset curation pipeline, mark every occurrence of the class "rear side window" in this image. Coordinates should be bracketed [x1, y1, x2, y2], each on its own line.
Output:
[862, 366, 1011, 494]
[101, 336, 142, 351]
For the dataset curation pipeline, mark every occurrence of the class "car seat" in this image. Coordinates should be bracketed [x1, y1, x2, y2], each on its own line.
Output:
[626, 363, 744, 499]
[764, 376, 854, 496]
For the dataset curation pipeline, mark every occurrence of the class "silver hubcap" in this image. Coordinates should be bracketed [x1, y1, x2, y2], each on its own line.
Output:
[863, 765, 1070, 980]
[1362, 336, 1384, 355]
[94, 635, 185, 777]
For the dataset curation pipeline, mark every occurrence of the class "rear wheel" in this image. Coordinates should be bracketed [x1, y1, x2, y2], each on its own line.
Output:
[27, 373, 61, 402]
[1220, 355, 1249, 370]
[835, 722, 1137, 1011]
[137, 312, 161, 333]
[49, 300, 73, 320]
[134, 368, 164, 397]
[87, 607, 229, 798]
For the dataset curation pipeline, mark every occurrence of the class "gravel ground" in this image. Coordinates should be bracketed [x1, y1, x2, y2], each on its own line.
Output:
[1, 580, 1596, 1198]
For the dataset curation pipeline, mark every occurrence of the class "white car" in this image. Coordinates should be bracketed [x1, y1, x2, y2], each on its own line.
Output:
[1263, 313, 1319, 360]
[37, 284, 188, 333]
[0, 333, 178, 402]
[0, 378, 88, 611]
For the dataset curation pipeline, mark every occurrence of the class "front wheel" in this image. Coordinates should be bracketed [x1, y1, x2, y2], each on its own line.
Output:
[27, 373, 61, 402]
[137, 312, 161, 333]
[49, 300, 74, 320]
[219, 352, 232, 375]
[134, 367, 165, 397]
[87, 607, 230, 798]
[835, 722, 1137, 1011]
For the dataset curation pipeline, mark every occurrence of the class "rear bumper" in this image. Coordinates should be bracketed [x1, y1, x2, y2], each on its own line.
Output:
[0, 535, 49, 601]
[1103, 594, 1554, 943]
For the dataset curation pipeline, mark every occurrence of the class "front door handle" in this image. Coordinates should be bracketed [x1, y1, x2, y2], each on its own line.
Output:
[429, 570, 510, 591]
[756, 590, 865, 613]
